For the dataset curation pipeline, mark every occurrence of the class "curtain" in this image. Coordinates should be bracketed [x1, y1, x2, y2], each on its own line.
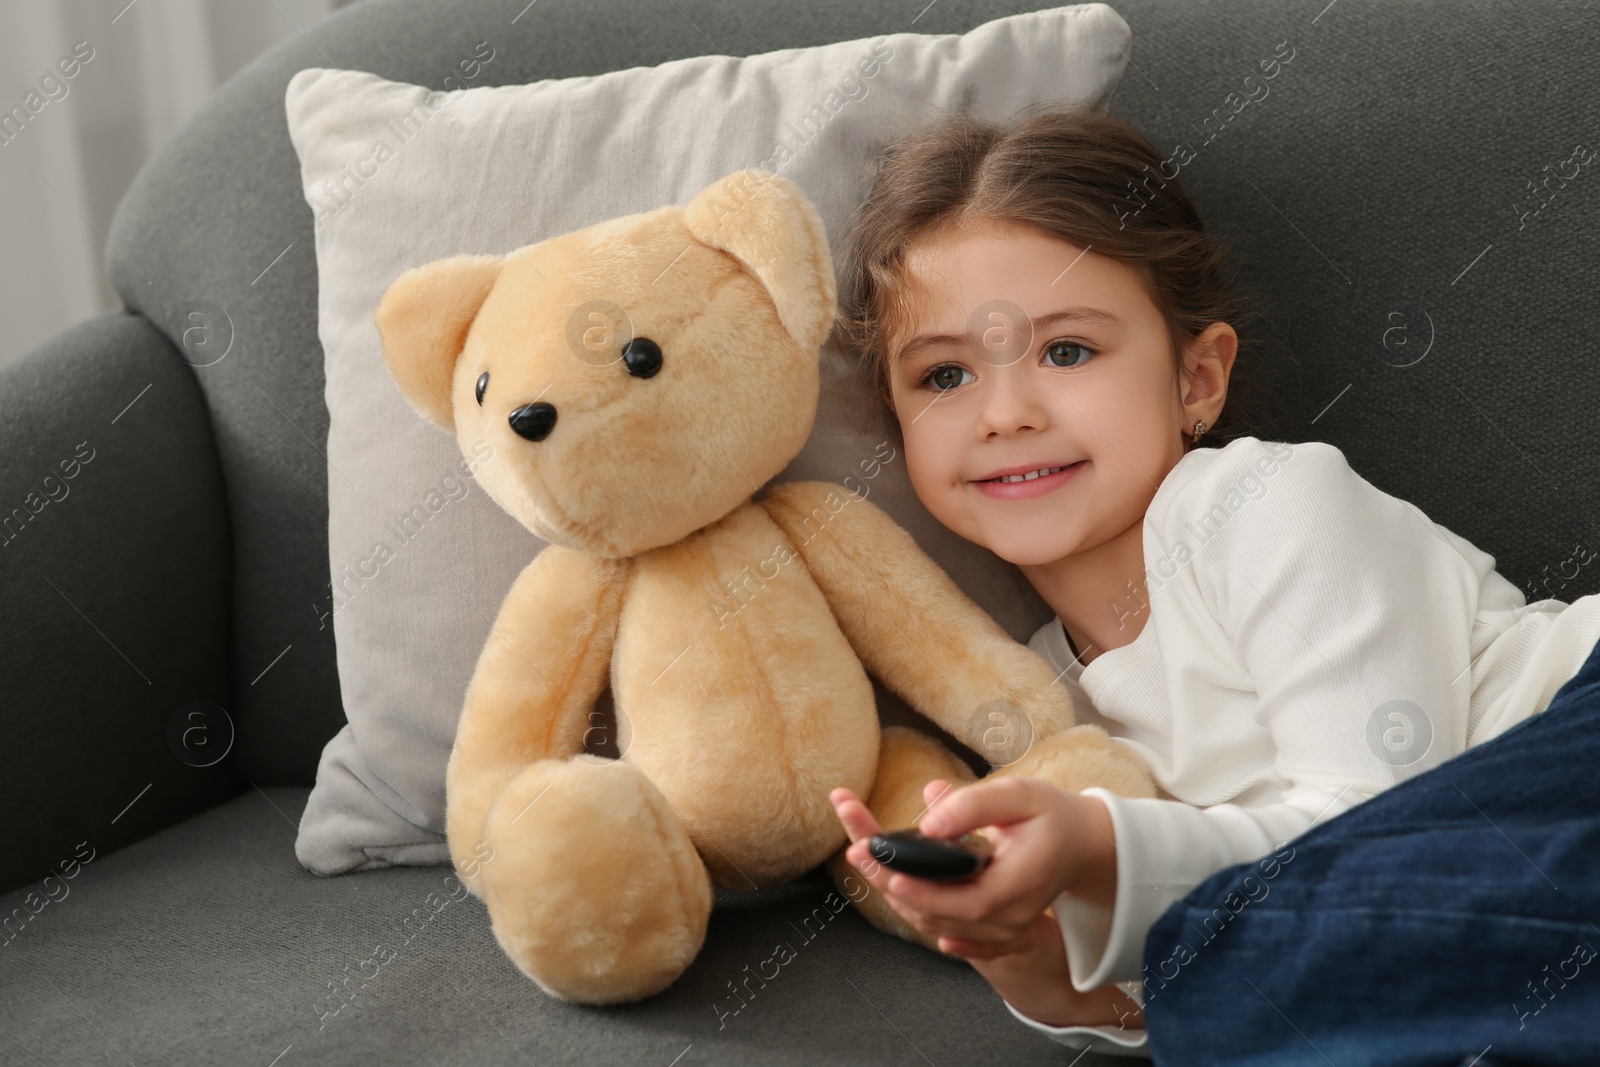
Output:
[0, 0, 340, 367]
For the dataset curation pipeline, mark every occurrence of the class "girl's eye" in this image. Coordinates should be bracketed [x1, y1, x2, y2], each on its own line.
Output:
[920, 363, 975, 392]
[1043, 340, 1096, 369]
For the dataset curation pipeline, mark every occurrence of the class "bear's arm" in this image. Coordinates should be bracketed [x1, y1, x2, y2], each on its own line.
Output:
[445, 544, 629, 894]
[757, 481, 1075, 765]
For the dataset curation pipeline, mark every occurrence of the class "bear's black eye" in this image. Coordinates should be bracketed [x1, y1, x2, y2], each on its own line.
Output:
[475, 371, 489, 405]
[621, 337, 662, 379]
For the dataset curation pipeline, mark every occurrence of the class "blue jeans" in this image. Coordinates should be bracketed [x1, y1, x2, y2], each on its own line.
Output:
[1143, 635, 1600, 1067]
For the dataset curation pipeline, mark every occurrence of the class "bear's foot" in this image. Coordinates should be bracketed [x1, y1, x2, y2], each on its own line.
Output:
[478, 758, 713, 1004]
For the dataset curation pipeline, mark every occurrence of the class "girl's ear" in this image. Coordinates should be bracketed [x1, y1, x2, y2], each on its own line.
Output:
[682, 168, 837, 353]
[375, 254, 505, 430]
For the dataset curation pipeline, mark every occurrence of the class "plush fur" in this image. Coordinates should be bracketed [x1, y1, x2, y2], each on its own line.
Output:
[374, 168, 1158, 1004]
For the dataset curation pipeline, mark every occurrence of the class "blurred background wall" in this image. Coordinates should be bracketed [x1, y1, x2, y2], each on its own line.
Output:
[0, 0, 353, 367]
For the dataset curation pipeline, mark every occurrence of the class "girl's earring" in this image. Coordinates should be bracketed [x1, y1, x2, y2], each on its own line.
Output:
[1190, 419, 1208, 443]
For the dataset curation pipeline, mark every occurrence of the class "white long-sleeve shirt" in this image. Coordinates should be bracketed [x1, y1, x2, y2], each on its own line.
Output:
[1003, 435, 1600, 1057]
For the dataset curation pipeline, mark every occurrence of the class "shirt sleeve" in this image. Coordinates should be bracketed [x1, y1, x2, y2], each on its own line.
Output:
[1051, 438, 1482, 989]
[1059, 785, 1350, 988]
[1003, 985, 1153, 1057]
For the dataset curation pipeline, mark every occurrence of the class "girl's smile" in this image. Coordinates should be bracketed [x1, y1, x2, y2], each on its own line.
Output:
[971, 459, 1087, 500]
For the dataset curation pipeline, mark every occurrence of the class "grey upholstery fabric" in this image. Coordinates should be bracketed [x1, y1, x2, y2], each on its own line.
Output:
[3, 0, 1596, 1062]
[0, 311, 236, 895]
[0, 788, 1129, 1066]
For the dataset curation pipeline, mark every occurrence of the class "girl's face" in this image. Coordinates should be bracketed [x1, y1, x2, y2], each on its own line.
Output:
[885, 218, 1227, 568]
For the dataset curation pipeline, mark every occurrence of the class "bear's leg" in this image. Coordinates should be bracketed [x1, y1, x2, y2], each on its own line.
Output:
[477, 757, 713, 1004]
[825, 724, 978, 953]
[987, 723, 1160, 799]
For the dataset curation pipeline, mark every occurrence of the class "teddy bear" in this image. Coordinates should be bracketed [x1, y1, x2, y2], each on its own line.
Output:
[372, 167, 1157, 1005]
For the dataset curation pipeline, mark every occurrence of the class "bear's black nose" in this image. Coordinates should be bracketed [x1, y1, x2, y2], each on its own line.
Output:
[508, 401, 557, 442]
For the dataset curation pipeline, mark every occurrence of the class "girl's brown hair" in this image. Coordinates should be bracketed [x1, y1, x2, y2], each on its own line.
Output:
[832, 104, 1288, 453]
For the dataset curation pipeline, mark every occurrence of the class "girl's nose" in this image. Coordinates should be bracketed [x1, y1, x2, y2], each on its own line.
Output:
[978, 360, 1048, 437]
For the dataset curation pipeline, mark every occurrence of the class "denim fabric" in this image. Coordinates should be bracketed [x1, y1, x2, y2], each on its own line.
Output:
[1142, 636, 1600, 1067]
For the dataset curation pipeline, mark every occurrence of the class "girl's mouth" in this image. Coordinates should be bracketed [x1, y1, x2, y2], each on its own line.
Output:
[972, 460, 1086, 500]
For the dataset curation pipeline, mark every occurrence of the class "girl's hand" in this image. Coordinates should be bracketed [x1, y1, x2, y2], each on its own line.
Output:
[965, 909, 1144, 1030]
[830, 775, 1118, 950]
[829, 780, 1139, 1031]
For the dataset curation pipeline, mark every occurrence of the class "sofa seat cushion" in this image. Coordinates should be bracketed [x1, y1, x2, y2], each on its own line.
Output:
[0, 788, 1131, 1065]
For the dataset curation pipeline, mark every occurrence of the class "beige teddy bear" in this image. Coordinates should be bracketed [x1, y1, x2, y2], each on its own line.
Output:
[373, 168, 1156, 1005]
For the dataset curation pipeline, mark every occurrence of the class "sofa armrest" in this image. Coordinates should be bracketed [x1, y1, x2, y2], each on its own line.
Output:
[0, 311, 238, 895]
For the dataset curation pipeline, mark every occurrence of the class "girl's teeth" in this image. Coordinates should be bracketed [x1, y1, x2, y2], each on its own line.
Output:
[999, 466, 1064, 483]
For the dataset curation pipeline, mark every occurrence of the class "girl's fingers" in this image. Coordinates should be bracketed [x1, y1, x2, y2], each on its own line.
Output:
[883, 864, 1026, 924]
[906, 910, 1019, 944]
[922, 778, 954, 809]
[936, 928, 1036, 960]
[829, 788, 882, 844]
[944, 913, 1065, 964]
[881, 871, 1036, 942]
[835, 782, 1034, 942]
[833, 790, 899, 897]
[845, 839, 898, 897]
[845, 845, 962, 943]
[920, 775, 1041, 838]
[844, 843, 1024, 945]
[841, 841, 941, 930]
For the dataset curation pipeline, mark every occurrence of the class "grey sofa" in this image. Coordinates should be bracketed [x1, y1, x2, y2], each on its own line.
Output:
[3, 0, 1596, 1063]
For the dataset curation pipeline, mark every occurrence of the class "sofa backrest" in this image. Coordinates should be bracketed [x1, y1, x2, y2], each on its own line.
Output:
[105, 0, 1600, 784]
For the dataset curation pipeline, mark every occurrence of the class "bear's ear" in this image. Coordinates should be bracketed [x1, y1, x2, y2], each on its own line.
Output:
[375, 254, 505, 431]
[682, 169, 837, 353]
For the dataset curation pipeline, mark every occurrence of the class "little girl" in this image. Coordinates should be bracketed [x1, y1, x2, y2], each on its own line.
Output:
[827, 105, 1600, 1063]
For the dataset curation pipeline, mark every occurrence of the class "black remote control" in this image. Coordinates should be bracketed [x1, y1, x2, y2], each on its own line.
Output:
[867, 829, 993, 882]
